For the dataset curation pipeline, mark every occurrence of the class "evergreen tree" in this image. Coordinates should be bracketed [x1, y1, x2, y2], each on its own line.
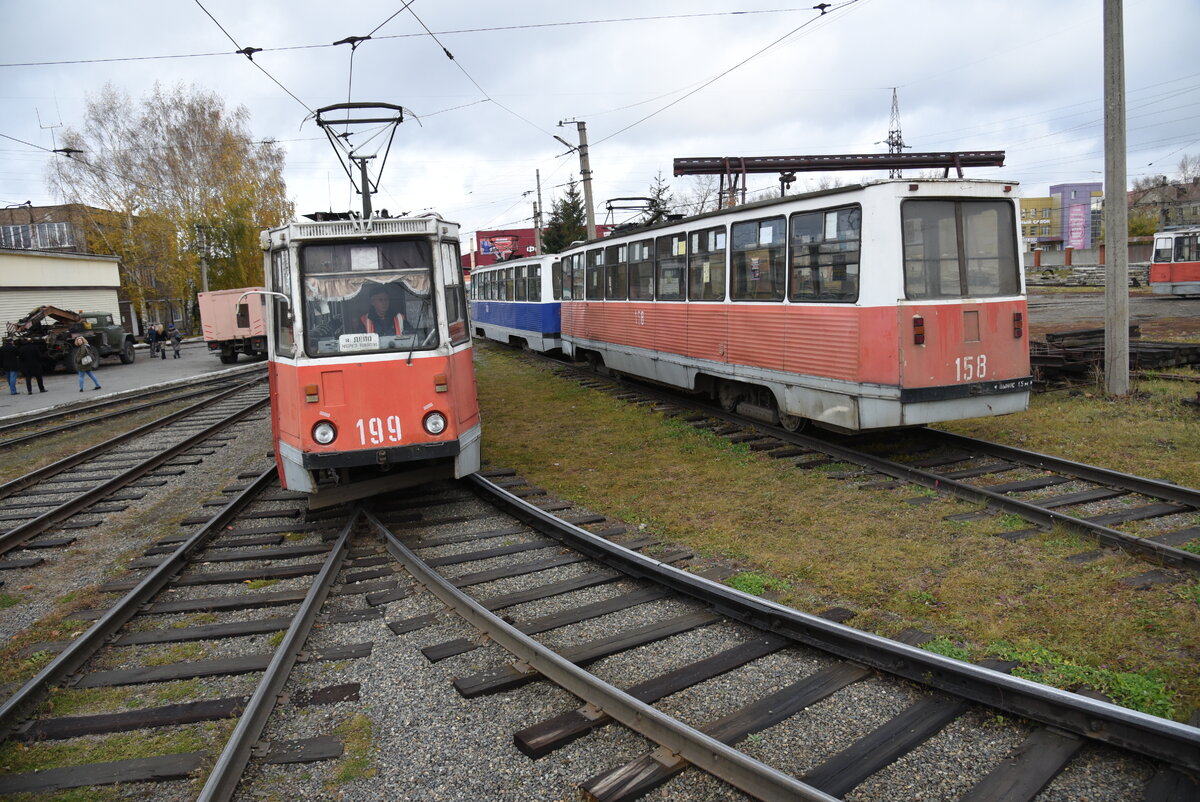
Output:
[641, 170, 674, 226]
[542, 176, 587, 253]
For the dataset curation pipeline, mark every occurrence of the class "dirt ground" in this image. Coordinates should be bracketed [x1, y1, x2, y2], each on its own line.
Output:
[1027, 289, 1200, 341]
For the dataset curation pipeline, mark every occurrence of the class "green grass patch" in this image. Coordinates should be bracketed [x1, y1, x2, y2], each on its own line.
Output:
[244, 578, 280, 590]
[989, 640, 1176, 719]
[0, 593, 22, 609]
[0, 721, 229, 774]
[727, 572, 790, 597]
[922, 636, 972, 662]
[328, 713, 375, 786]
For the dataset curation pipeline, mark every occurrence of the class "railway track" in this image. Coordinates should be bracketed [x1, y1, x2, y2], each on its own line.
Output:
[0, 363, 262, 451]
[0, 462, 1195, 799]
[0, 374, 270, 567]
[330, 474, 1199, 799]
[0, 467, 364, 799]
[541, 357, 1200, 577]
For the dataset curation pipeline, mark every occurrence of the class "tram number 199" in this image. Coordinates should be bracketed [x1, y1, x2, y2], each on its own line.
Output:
[954, 355, 987, 382]
[355, 415, 402, 445]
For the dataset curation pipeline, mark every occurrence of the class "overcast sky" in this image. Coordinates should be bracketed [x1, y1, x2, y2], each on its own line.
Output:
[2, 0, 1198, 244]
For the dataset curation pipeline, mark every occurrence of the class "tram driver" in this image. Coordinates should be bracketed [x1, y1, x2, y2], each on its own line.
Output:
[358, 285, 407, 336]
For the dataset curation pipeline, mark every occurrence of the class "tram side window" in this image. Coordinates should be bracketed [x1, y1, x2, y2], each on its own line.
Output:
[1153, 237, 1173, 263]
[731, 218, 785, 301]
[528, 264, 542, 302]
[585, 249, 605, 300]
[656, 234, 686, 301]
[789, 206, 861, 302]
[552, 260, 564, 300]
[688, 227, 726, 301]
[902, 200, 1019, 299]
[441, 241, 469, 345]
[271, 248, 296, 357]
[605, 244, 628, 300]
[571, 253, 585, 300]
[1176, 234, 1198, 262]
[505, 268, 515, 301]
[515, 266, 528, 301]
[629, 240, 654, 300]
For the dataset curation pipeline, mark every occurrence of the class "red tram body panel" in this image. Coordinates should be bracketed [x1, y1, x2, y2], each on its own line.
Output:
[262, 215, 480, 507]
[1149, 227, 1200, 297]
[560, 179, 1031, 431]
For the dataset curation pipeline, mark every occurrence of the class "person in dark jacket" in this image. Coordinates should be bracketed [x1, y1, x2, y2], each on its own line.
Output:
[71, 336, 101, 392]
[0, 338, 19, 395]
[147, 324, 159, 357]
[17, 339, 46, 394]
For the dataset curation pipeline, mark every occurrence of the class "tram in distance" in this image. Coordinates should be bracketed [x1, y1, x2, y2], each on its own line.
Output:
[469, 253, 563, 353]
[472, 178, 1032, 432]
[1149, 226, 1200, 297]
[260, 213, 480, 508]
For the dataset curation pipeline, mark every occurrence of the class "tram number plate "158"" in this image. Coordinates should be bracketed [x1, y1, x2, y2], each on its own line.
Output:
[355, 416, 403, 445]
[954, 355, 987, 382]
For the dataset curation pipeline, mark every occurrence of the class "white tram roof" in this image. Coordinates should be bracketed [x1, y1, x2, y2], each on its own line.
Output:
[262, 213, 459, 249]
[566, 177, 1020, 248]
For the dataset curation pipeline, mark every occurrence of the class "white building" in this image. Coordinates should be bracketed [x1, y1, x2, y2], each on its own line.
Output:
[0, 248, 122, 330]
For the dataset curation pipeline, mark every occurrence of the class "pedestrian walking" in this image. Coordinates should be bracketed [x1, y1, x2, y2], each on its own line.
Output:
[0, 338, 19, 395]
[72, 336, 102, 392]
[168, 323, 183, 358]
[17, 339, 46, 394]
[147, 324, 159, 357]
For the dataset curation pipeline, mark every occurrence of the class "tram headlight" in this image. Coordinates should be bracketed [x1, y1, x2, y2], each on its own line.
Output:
[312, 421, 337, 445]
[423, 411, 447, 435]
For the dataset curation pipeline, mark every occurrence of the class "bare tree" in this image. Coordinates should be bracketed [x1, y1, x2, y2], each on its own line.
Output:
[48, 82, 294, 315]
[676, 175, 720, 216]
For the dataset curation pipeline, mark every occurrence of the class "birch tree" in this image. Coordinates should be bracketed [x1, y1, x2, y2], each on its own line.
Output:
[48, 82, 294, 311]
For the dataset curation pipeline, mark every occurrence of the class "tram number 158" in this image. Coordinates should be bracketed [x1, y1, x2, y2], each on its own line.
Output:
[355, 415, 403, 445]
[954, 355, 987, 382]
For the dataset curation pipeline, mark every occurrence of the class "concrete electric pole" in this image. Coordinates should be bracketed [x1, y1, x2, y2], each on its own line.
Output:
[557, 120, 597, 241]
[1104, 0, 1129, 395]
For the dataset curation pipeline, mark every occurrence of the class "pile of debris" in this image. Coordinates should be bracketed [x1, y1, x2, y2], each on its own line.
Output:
[1031, 326, 1200, 385]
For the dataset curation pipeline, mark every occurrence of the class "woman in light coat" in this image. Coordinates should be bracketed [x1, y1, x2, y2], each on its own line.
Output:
[72, 336, 102, 392]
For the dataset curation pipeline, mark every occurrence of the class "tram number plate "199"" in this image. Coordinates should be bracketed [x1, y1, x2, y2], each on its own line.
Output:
[355, 416, 403, 445]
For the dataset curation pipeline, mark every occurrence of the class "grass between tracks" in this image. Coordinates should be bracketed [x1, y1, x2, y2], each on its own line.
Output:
[474, 344, 1200, 722]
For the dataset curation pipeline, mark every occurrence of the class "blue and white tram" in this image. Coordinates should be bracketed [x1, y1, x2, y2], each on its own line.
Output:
[468, 254, 564, 352]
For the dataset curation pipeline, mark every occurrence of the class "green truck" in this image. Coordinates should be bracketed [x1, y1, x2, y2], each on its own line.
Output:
[6, 305, 137, 370]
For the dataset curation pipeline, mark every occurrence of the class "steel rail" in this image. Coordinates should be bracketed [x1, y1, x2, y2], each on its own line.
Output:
[197, 509, 356, 802]
[363, 506, 838, 802]
[0, 467, 278, 735]
[0, 390, 269, 558]
[565, 366, 1200, 573]
[0, 378, 246, 449]
[0, 363, 263, 436]
[0, 375, 266, 502]
[922, 429, 1200, 509]
[467, 474, 1200, 773]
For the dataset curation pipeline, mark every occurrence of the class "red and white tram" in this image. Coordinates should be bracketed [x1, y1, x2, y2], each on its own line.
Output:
[1149, 226, 1200, 297]
[260, 214, 480, 507]
[559, 179, 1031, 432]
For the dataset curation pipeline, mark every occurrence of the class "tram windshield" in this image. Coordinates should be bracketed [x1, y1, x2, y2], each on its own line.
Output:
[299, 240, 439, 357]
[901, 200, 1020, 299]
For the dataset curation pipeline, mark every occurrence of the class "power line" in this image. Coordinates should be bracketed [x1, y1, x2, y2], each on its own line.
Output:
[0, 8, 819, 68]
[592, 0, 864, 146]
[191, 0, 315, 116]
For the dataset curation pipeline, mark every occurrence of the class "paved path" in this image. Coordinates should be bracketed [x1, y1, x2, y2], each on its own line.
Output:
[0, 340, 265, 419]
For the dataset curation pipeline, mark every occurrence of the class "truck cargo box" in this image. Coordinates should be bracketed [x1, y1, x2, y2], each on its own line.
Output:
[198, 287, 267, 363]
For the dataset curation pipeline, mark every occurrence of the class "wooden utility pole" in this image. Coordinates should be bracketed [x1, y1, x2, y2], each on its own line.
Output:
[1104, 0, 1129, 395]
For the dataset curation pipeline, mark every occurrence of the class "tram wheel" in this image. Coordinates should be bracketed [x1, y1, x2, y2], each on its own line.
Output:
[717, 381, 741, 412]
[779, 413, 807, 433]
